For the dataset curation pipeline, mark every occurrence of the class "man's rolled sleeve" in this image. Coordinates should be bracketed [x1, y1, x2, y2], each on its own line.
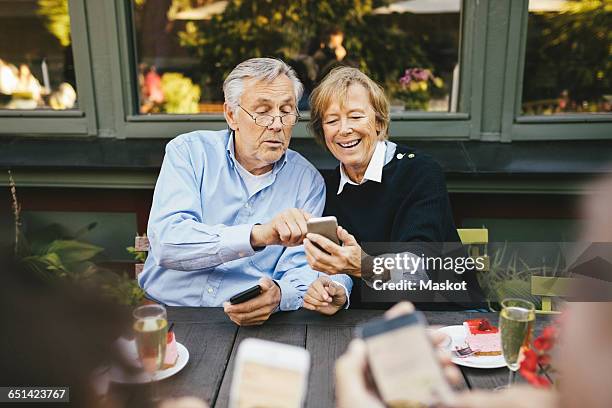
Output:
[218, 223, 256, 263]
[328, 273, 353, 309]
[274, 276, 306, 311]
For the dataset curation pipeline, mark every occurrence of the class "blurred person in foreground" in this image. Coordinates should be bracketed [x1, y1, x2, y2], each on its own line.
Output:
[138, 58, 351, 325]
[335, 176, 612, 408]
[0, 192, 208, 408]
[301, 67, 482, 313]
[0, 250, 209, 408]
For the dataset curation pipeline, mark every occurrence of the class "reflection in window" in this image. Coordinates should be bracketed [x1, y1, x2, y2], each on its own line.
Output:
[522, 0, 611, 115]
[131, 0, 461, 115]
[0, 0, 78, 110]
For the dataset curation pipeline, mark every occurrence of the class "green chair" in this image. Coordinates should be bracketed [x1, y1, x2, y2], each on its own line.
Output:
[457, 228, 489, 272]
[530, 275, 574, 314]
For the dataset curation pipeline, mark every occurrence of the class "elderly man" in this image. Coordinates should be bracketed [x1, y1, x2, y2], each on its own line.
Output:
[139, 58, 352, 325]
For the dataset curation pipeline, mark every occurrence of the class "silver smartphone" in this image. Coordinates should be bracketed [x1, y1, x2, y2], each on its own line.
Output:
[356, 312, 454, 406]
[306, 216, 340, 245]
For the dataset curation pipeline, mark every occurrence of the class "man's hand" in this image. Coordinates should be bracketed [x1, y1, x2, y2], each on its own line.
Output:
[302, 276, 347, 316]
[304, 226, 362, 277]
[223, 278, 280, 326]
[250, 208, 312, 248]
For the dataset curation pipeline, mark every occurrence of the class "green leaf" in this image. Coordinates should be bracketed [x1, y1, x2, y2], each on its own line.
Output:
[493, 279, 541, 310]
[45, 240, 104, 263]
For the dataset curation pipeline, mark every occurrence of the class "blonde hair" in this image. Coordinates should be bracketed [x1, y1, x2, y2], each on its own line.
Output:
[308, 67, 390, 146]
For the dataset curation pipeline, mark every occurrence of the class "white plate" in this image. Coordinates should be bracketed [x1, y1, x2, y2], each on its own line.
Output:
[110, 342, 189, 384]
[437, 325, 506, 369]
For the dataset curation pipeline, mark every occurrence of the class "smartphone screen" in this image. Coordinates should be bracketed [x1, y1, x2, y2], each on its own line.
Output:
[358, 312, 453, 407]
[230, 339, 310, 408]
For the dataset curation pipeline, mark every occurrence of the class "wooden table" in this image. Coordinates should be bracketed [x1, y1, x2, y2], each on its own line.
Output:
[111, 308, 552, 408]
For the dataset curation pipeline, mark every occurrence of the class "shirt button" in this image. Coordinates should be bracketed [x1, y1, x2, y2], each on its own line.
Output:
[245, 203, 250, 208]
[207, 287, 213, 294]
[238, 251, 245, 257]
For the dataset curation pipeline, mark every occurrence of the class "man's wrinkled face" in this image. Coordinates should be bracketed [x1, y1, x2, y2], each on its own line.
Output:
[225, 75, 297, 175]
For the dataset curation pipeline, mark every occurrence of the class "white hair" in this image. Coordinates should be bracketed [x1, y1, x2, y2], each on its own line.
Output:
[223, 58, 304, 113]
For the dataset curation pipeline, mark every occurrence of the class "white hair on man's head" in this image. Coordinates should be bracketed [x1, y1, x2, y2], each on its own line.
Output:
[223, 58, 303, 113]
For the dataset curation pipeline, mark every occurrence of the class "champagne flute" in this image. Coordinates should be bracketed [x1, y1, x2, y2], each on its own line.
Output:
[498, 298, 535, 390]
[133, 304, 168, 381]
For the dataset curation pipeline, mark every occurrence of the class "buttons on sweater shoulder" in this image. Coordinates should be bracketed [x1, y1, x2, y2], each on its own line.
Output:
[396, 152, 416, 160]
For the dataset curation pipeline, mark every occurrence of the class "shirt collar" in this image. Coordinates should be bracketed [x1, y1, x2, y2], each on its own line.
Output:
[226, 129, 287, 174]
[337, 140, 389, 195]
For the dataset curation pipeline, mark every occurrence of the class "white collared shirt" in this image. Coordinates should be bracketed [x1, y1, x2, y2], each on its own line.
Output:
[337, 140, 397, 194]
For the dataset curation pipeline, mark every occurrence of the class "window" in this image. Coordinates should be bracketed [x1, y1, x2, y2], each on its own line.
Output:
[521, 0, 611, 116]
[129, 0, 462, 115]
[0, 0, 78, 111]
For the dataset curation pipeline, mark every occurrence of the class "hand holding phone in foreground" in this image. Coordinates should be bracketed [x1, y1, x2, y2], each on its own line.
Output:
[302, 276, 347, 316]
[336, 302, 463, 408]
[450, 386, 557, 408]
[223, 278, 280, 326]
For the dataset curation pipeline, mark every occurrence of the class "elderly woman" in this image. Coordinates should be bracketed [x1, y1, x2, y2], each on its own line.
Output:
[301, 67, 481, 313]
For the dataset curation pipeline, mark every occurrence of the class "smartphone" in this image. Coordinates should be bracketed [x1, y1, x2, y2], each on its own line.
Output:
[229, 285, 262, 305]
[356, 312, 454, 407]
[306, 216, 340, 245]
[229, 338, 310, 408]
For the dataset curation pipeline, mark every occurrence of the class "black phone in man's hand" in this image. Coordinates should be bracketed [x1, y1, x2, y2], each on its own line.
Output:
[229, 285, 262, 304]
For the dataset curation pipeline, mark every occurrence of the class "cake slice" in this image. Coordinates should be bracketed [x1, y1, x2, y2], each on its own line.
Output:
[463, 318, 501, 356]
[163, 331, 179, 369]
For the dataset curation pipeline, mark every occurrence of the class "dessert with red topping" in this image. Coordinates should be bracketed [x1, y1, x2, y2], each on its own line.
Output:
[463, 318, 501, 356]
[163, 331, 178, 369]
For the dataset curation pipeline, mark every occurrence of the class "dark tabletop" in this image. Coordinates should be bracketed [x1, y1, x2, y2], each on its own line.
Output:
[110, 308, 552, 408]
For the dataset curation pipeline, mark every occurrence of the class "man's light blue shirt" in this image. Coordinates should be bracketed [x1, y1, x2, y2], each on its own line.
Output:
[139, 129, 353, 309]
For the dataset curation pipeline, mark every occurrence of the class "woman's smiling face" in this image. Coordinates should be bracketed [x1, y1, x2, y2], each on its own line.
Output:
[322, 83, 381, 182]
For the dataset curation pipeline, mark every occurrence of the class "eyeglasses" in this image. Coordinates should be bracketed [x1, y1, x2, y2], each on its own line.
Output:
[239, 105, 299, 127]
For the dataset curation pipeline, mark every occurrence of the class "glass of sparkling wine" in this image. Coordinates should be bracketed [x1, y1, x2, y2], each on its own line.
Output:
[498, 298, 535, 389]
[133, 304, 168, 376]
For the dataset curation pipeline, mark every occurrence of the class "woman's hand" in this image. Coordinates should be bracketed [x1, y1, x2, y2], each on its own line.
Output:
[303, 226, 362, 277]
[303, 276, 347, 316]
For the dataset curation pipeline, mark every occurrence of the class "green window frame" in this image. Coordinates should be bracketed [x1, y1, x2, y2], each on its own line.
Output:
[106, 0, 486, 140]
[2, 0, 609, 142]
[0, 0, 97, 136]
[500, 0, 611, 142]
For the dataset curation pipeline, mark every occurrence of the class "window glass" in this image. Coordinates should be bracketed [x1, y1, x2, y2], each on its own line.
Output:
[0, 0, 78, 110]
[131, 0, 462, 115]
[522, 0, 611, 115]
